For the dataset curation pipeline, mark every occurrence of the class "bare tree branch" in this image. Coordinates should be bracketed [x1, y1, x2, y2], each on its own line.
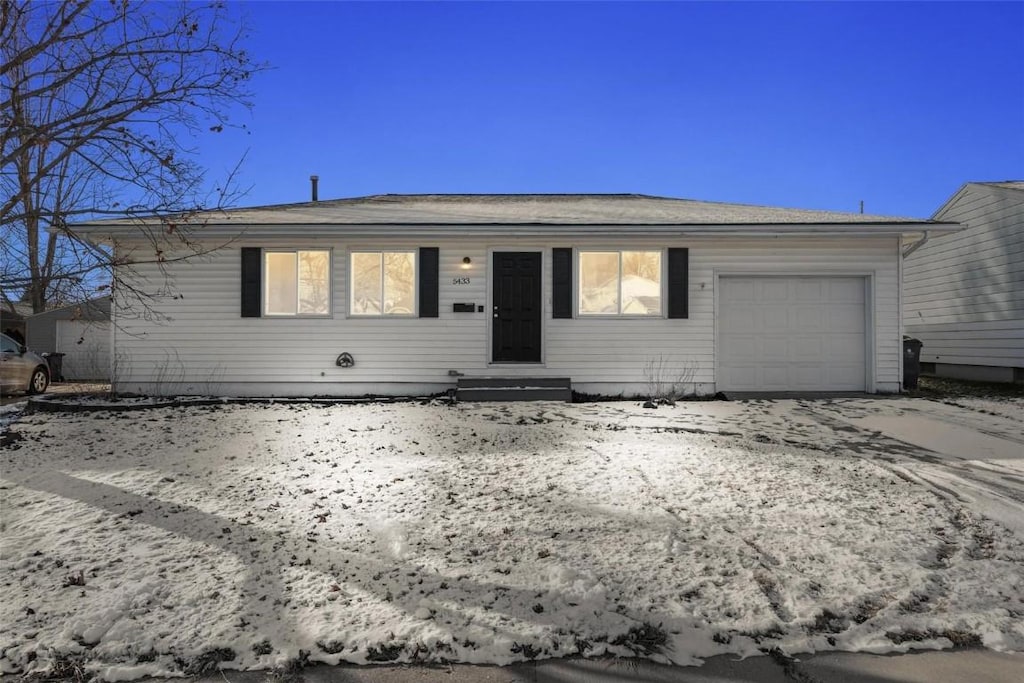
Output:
[1, 0, 263, 313]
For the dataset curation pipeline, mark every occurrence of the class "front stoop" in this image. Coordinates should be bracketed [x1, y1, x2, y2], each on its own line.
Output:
[456, 377, 572, 402]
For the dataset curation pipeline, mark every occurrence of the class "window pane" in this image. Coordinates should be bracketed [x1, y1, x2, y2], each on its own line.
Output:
[265, 252, 297, 315]
[621, 251, 662, 315]
[351, 252, 382, 315]
[298, 250, 330, 315]
[579, 252, 619, 314]
[383, 252, 416, 315]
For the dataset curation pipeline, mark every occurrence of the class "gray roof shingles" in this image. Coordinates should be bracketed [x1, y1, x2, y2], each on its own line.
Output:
[980, 181, 1024, 192]
[78, 193, 937, 227]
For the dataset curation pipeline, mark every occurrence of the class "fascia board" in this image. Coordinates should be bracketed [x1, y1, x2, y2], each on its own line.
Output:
[68, 222, 962, 244]
[931, 183, 972, 220]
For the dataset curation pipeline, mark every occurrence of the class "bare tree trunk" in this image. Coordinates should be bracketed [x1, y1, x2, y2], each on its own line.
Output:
[0, 0, 262, 314]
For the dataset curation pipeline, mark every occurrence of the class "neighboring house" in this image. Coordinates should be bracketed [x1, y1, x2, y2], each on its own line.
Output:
[904, 182, 1024, 383]
[0, 302, 33, 344]
[25, 296, 112, 381]
[70, 194, 956, 397]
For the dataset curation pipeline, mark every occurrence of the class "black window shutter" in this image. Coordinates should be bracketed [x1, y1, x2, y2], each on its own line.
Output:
[240, 247, 261, 317]
[552, 247, 573, 319]
[419, 247, 439, 318]
[667, 248, 689, 319]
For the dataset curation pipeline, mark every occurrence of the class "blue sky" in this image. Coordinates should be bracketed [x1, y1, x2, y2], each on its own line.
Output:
[199, 1, 1024, 218]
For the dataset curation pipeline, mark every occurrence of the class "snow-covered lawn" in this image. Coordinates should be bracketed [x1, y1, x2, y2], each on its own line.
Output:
[1, 398, 1022, 680]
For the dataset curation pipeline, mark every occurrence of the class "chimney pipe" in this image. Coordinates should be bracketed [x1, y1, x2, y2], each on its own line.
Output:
[310, 175, 319, 202]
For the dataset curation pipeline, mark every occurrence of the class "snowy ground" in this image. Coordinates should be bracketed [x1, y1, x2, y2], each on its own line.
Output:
[1, 397, 1023, 680]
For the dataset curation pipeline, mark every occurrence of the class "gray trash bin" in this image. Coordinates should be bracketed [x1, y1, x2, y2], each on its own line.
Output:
[42, 352, 65, 383]
[903, 337, 923, 390]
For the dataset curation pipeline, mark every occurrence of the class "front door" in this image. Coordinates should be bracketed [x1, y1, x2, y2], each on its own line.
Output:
[492, 251, 542, 362]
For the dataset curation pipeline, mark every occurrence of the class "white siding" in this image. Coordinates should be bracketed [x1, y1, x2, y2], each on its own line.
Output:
[904, 184, 1024, 369]
[112, 235, 901, 396]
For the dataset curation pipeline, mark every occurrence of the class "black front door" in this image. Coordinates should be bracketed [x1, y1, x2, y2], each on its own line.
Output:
[492, 251, 542, 362]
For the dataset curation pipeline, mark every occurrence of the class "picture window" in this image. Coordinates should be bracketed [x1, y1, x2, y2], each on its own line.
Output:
[578, 250, 662, 316]
[350, 251, 417, 316]
[264, 250, 331, 316]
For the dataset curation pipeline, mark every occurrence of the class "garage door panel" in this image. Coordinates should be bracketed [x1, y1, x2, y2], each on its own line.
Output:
[830, 335, 865, 357]
[57, 320, 111, 381]
[793, 336, 824, 360]
[725, 365, 759, 387]
[762, 366, 790, 388]
[829, 279, 865, 303]
[795, 306, 826, 330]
[829, 365, 865, 386]
[762, 308, 792, 331]
[725, 280, 757, 303]
[761, 280, 790, 302]
[795, 280, 825, 302]
[761, 337, 791, 361]
[722, 337, 757, 359]
[793, 365, 827, 387]
[719, 276, 866, 391]
[722, 306, 757, 330]
[829, 306, 864, 332]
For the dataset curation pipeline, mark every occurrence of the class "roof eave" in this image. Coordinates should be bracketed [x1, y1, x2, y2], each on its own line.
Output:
[67, 221, 960, 244]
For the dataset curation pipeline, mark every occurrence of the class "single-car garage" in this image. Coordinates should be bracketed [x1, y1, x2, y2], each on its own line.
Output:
[25, 296, 112, 382]
[56, 319, 111, 380]
[718, 276, 868, 392]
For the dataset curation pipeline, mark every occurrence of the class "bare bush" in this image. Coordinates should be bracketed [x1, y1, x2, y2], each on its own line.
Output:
[642, 355, 698, 404]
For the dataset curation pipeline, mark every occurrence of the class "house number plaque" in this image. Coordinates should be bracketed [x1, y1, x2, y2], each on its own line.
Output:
[452, 277, 471, 285]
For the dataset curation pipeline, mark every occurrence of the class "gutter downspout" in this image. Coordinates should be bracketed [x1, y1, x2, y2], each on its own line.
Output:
[898, 230, 930, 392]
[901, 230, 930, 258]
[897, 238, 904, 392]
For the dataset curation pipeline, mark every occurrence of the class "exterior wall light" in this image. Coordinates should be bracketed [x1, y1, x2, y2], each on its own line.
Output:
[461, 257, 472, 269]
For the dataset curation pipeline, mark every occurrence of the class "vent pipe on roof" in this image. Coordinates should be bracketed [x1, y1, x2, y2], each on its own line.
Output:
[310, 175, 319, 202]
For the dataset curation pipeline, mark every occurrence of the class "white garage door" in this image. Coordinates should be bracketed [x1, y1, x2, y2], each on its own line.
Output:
[718, 276, 866, 391]
[56, 320, 111, 381]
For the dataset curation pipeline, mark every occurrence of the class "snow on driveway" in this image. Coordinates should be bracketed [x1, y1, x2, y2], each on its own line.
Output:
[798, 398, 1024, 538]
[1, 398, 1022, 680]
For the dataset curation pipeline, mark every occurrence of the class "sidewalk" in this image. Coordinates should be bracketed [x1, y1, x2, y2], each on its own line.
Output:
[174, 649, 1023, 683]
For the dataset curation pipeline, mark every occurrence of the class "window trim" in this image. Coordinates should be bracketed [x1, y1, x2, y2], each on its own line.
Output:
[262, 248, 333, 318]
[576, 248, 665, 318]
[348, 249, 419, 318]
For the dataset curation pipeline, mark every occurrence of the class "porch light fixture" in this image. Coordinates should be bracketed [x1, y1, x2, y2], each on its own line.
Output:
[461, 257, 472, 269]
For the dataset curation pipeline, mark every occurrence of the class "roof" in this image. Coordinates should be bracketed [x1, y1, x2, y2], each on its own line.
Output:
[933, 181, 1024, 219]
[74, 193, 941, 227]
[1, 302, 34, 320]
[978, 181, 1024, 192]
[25, 296, 111, 321]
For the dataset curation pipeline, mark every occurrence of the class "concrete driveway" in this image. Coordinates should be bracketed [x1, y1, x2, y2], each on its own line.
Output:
[0, 381, 110, 406]
[787, 397, 1024, 537]
[566, 393, 1024, 537]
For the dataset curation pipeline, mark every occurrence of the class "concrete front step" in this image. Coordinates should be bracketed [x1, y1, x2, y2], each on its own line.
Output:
[456, 377, 572, 402]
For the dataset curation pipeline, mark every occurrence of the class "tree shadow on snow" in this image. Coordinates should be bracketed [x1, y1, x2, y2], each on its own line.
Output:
[6, 467, 655, 668]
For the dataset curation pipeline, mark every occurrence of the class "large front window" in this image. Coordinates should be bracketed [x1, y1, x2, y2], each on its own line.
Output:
[579, 250, 662, 316]
[350, 251, 416, 316]
[264, 250, 331, 316]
